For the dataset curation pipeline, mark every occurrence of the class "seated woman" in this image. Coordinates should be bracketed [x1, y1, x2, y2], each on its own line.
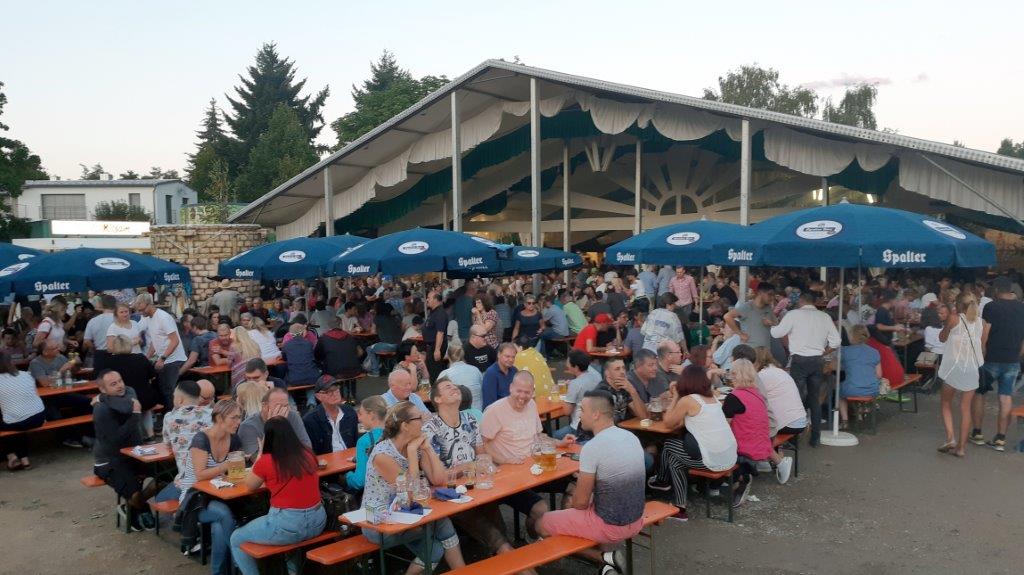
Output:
[230, 417, 326, 575]
[247, 317, 282, 363]
[180, 400, 243, 575]
[753, 347, 807, 440]
[0, 352, 46, 470]
[839, 325, 882, 428]
[345, 395, 387, 493]
[722, 359, 790, 490]
[711, 323, 742, 372]
[647, 365, 737, 523]
[362, 402, 466, 574]
[105, 335, 159, 440]
[229, 327, 262, 389]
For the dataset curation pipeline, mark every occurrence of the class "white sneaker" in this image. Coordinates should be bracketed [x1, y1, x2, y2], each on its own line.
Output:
[776, 456, 793, 485]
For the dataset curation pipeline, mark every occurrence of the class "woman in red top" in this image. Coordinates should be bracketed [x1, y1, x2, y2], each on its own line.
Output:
[229, 417, 325, 575]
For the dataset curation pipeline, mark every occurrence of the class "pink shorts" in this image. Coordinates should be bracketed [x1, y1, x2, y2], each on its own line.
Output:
[538, 506, 644, 548]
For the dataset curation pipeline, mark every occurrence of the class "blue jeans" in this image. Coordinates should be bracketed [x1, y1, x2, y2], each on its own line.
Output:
[364, 517, 458, 567]
[154, 482, 181, 503]
[980, 362, 1021, 396]
[231, 504, 327, 575]
[536, 328, 567, 356]
[552, 424, 575, 440]
[364, 342, 398, 375]
[201, 500, 236, 575]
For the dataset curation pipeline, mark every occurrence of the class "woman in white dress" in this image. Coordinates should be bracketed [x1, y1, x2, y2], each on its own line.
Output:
[936, 292, 984, 457]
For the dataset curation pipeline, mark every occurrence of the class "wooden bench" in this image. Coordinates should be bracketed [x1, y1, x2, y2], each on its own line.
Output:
[688, 464, 739, 523]
[305, 534, 379, 569]
[844, 396, 878, 434]
[149, 499, 180, 536]
[240, 530, 341, 571]
[1012, 405, 1024, 425]
[376, 350, 397, 375]
[446, 535, 596, 575]
[547, 335, 576, 358]
[624, 501, 681, 575]
[772, 432, 799, 478]
[337, 373, 366, 403]
[81, 475, 105, 487]
[0, 414, 93, 439]
[890, 373, 922, 413]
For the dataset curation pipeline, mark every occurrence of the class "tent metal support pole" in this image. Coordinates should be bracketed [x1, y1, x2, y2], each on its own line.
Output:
[451, 92, 463, 232]
[634, 138, 642, 235]
[322, 167, 335, 298]
[563, 142, 571, 284]
[530, 77, 542, 295]
[737, 119, 751, 304]
[442, 195, 449, 231]
[820, 177, 828, 282]
[917, 153, 1024, 231]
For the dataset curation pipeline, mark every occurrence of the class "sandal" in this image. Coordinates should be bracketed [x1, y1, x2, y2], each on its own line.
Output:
[937, 442, 956, 454]
[7, 460, 23, 472]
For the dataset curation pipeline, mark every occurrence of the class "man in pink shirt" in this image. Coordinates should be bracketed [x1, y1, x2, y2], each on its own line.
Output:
[668, 267, 699, 328]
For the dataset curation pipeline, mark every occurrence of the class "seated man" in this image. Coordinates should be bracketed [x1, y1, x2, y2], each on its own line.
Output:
[197, 379, 216, 407]
[237, 387, 312, 460]
[315, 316, 365, 380]
[29, 340, 75, 387]
[303, 376, 358, 456]
[233, 357, 287, 397]
[554, 349, 602, 439]
[30, 340, 91, 447]
[481, 342, 518, 410]
[573, 313, 614, 353]
[395, 339, 430, 382]
[180, 315, 216, 373]
[424, 377, 513, 555]
[482, 371, 574, 538]
[627, 348, 670, 406]
[155, 380, 211, 503]
[92, 369, 158, 530]
[621, 310, 646, 356]
[464, 325, 497, 373]
[208, 323, 234, 366]
[595, 358, 646, 424]
[537, 390, 646, 574]
[380, 367, 430, 414]
[344, 395, 387, 493]
[656, 340, 685, 383]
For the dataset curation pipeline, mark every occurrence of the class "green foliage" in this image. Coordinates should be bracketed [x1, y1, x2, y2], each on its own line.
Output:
[996, 138, 1024, 159]
[0, 211, 31, 242]
[0, 81, 47, 222]
[234, 105, 318, 202]
[823, 84, 878, 130]
[331, 51, 448, 147]
[225, 43, 328, 158]
[147, 166, 179, 179]
[93, 199, 151, 221]
[186, 99, 235, 199]
[703, 64, 818, 117]
[119, 170, 140, 179]
[79, 163, 105, 180]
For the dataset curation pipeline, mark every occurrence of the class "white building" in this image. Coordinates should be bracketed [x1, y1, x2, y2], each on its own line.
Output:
[15, 178, 198, 225]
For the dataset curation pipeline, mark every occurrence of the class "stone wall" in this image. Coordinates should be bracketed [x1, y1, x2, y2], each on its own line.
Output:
[985, 229, 1024, 271]
[148, 224, 267, 302]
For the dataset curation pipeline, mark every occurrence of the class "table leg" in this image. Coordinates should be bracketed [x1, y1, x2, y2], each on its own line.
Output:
[422, 522, 434, 575]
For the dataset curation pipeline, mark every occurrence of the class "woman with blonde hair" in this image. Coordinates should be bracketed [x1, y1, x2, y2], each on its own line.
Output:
[33, 301, 68, 352]
[838, 325, 882, 428]
[229, 326, 261, 388]
[234, 380, 265, 420]
[936, 292, 983, 457]
[246, 317, 281, 362]
[105, 303, 142, 354]
[722, 359, 784, 491]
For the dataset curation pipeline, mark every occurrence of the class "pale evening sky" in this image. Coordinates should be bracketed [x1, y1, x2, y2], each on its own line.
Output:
[3, 0, 1023, 180]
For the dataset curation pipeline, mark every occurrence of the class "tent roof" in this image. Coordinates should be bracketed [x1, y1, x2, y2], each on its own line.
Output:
[231, 60, 1024, 228]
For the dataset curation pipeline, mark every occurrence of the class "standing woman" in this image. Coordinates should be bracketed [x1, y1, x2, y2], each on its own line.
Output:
[937, 292, 984, 457]
[230, 417, 326, 575]
[362, 402, 466, 574]
[0, 352, 46, 470]
[34, 302, 68, 353]
[472, 294, 500, 349]
[106, 303, 142, 354]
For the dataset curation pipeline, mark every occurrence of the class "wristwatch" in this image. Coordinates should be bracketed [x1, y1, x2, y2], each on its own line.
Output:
[158, 355, 166, 361]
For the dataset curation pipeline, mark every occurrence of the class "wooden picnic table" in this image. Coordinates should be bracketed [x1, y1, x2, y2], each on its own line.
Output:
[892, 333, 923, 348]
[37, 380, 99, 398]
[619, 416, 676, 435]
[189, 356, 284, 376]
[120, 443, 174, 464]
[194, 447, 357, 501]
[535, 396, 570, 420]
[587, 347, 631, 360]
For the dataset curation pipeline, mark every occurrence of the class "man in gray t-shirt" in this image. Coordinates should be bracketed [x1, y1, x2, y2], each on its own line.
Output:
[537, 390, 646, 555]
[725, 283, 776, 349]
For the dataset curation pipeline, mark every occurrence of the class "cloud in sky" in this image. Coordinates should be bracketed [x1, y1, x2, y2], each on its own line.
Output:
[801, 74, 893, 90]
[912, 72, 930, 83]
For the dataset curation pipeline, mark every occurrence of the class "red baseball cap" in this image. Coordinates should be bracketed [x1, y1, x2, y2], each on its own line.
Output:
[594, 313, 613, 325]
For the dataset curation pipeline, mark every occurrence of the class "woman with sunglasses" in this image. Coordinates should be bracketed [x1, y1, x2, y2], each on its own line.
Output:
[362, 401, 466, 574]
[511, 296, 541, 349]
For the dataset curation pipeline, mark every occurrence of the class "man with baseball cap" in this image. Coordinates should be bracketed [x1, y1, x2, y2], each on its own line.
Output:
[303, 375, 358, 456]
[574, 313, 614, 353]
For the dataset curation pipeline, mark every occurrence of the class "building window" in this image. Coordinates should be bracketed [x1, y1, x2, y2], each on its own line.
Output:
[41, 194, 87, 220]
[165, 195, 173, 224]
[129, 193, 141, 208]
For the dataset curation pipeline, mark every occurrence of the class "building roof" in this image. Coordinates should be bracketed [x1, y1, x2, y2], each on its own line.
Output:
[23, 179, 184, 188]
[231, 59, 1024, 229]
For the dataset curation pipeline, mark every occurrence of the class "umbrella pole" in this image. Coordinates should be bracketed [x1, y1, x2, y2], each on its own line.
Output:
[821, 267, 858, 447]
[698, 267, 705, 344]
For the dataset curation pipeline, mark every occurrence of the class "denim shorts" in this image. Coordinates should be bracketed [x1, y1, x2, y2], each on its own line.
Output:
[979, 362, 1021, 396]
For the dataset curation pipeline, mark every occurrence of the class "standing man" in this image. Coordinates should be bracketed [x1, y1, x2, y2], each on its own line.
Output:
[769, 291, 841, 447]
[302, 376, 359, 456]
[454, 281, 477, 342]
[210, 279, 242, 325]
[638, 265, 658, 312]
[725, 282, 777, 350]
[83, 294, 117, 370]
[972, 277, 1024, 451]
[423, 292, 448, 382]
[668, 267, 699, 327]
[135, 293, 187, 411]
[481, 342, 518, 410]
[641, 293, 687, 354]
[537, 390, 646, 572]
[656, 265, 674, 300]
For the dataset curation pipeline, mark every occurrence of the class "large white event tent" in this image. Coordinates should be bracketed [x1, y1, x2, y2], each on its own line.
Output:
[232, 60, 1024, 276]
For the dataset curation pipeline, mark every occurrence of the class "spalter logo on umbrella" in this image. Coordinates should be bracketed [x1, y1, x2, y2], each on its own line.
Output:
[517, 250, 540, 258]
[922, 220, 966, 240]
[398, 241, 429, 255]
[0, 262, 30, 276]
[796, 220, 843, 240]
[615, 252, 636, 263]
[278, 250, 306, 263]
[666, 232, 701, 246]
[17, 254, 35, 261]
[95, 257, 131, 270]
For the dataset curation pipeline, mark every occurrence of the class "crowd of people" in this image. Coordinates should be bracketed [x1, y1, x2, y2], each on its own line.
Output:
[0, 263, 1022, 574]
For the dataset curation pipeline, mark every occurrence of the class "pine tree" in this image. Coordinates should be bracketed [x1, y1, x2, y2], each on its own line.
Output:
[225, 43, 329, 160]
[234, 105, 318, 202]
[331, 51, 448, 147]
[196, 98, 226, 146]
[186, 98, 235, 197]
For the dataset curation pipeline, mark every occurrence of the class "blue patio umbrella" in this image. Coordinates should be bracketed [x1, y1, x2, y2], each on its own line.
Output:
[710, 201, 995, 268]
[218, 234, 368, 281]
[0, 248, 191, 295]
[327, 228, 511, 277]
[0, 244, 44, 269]
[604, 220, 752, 266]
[449, 246, 582, 278]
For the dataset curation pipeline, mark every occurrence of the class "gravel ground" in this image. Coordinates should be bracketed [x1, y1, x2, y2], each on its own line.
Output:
[2, 374, 1022, 575]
